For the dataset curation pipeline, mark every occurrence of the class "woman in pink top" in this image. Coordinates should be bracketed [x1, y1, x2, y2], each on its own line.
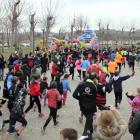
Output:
[75, 57, 83, 80]
[127, 87, 140, 117]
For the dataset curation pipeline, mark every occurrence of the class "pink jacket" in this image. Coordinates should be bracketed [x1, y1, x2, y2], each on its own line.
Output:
[75, 59, 83, 70]
[128, 95, 140, 113]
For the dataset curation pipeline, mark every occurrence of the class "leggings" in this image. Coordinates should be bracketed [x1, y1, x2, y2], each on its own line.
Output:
[77, 70, 81, 80]
[82, 71, 86, 79]
[117, 63, 121, 71]
[83, 113, 94, 136]
[129, 62, 135, 72]
[8, 112, 27, 133]
[43, 107, 57, 128]
[114, 92, 122, 107]
[51, 74, 55, 82]
[69, 71, 74, 80]
[62, 91, 67, 105]
[25, 95, 41, 114]
[122, 63, 125, 68]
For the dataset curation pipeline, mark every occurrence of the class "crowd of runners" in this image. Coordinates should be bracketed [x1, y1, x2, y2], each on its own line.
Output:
[0, 45, 140, 140]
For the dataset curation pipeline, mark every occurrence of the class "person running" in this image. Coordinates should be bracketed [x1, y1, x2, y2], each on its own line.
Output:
[41, 53, 48, 76]
[41, 81, 61, 135]
[61, 74, 71, 106]
[23, 75, 44, 118]
[1, 76, 21, 132]
[80, 56, 90, 79]
[115, 52, 122, 71]
[99, 51, 103, 65]
[86, 59, 104, 80]
[110, 71, 134, 109]
[75, 57, 82, 80]
[51, 59, 58, 82]
[73, 72, 104, 139]
[121, 55, 126, 68]
[3, 88, 28, 140]
[67, 58, 75, 80]
[108, 58, 118, 83]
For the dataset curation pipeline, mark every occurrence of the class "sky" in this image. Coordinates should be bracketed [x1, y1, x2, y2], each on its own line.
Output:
[33, 0, 140, 32]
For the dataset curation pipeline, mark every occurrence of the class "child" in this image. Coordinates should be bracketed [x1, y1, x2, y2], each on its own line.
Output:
[24, 75, 44, 118]
[110, 71, 134, 109]
[93, 73, 111, 129]
[41, 81, 61, 135]
[67, 58, 75, 80]
[60, 128, 78, 140]
[40, 76, 49, 106]
[61, 74, 71, 106]
[122, 55, 126, 68]
[127, 87, 140, 117]
[3, 88, 28, 140]
[1, 76, 21, 131]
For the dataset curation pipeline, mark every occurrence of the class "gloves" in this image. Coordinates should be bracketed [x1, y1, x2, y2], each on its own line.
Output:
[41, 94, 44, 99]
[131, 72, 135, 77]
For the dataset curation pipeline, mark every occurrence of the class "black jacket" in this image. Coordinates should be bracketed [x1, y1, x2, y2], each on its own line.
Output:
[8, 57, 15, 66]
[0, 58, 5, 68]
[21, 67, 30, 81]
[41, 57, 48, 67]
[128, 55, 136, 63]
[40, 82, 49, 94]
[22, 57, 29, 67]
[73, 80, 104, 114]
[8, 85, 20, 106]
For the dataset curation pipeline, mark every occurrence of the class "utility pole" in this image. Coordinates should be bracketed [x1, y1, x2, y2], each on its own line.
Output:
[46, 16, 53, 49]
[30, 13, 35, 54]
[71, 15, 75, 48]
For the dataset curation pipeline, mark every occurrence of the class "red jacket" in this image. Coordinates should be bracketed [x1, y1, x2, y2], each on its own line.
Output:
[51, 63, 58, 75]
[30, 83, 42, 96]
[107, 55, 110, 62]
[86, 64, 104, 77]
[99, 52, 103, 59]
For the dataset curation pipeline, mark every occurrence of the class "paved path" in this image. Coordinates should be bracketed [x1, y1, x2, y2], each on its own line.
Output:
[0, 63, 138, 140]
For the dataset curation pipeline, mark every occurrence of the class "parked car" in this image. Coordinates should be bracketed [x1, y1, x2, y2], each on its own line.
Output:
[4, 43, 9, 47]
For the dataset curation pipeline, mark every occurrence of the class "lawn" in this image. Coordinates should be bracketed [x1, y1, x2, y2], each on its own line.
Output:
[1, 47, 30, 60]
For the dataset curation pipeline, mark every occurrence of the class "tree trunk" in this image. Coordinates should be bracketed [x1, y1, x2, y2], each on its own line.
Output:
[46, 18, 51, 49]
[71, 25, 74, 47]
[1, 32, 4, 53]
[14, 18, 18, 51]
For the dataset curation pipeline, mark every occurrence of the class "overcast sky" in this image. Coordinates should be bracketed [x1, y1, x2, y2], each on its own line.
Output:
[34, 0, 140, 32]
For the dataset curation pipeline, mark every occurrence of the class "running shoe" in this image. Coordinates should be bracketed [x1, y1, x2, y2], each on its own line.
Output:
[54, 121, 59, 127]
[79, 117, 83, 123]
[39, 113, 45, 118]
[14, 134, 21, 140]
[41, 126, 45, 135]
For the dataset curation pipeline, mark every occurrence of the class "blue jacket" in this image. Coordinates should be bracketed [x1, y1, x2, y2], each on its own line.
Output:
[110, 75, 130, 92]
[110, 53, 116, 60]
[80, 60, 90, 70]
[61, 79, 71, 92]
[13, 60, 18, 65]
[6, 74, 13, 89]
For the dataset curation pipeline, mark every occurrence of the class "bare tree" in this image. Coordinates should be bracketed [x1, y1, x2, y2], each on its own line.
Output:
[30, 13, 36, 53]
[74, 14, 91, 35]
[41, 0, 63, 48]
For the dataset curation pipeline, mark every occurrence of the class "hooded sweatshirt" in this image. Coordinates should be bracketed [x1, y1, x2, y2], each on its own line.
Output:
[110, 75, 130, 93]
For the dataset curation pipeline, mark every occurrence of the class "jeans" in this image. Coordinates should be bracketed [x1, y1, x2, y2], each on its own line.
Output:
[0, 68, 4, 79]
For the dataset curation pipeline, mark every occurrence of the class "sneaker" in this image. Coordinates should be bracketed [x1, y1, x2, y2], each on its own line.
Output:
[39, 113, 44, 118]
[10, 129, 18, 134]
[54, 121, 59, 127]
[1, 120, 5, 129]
[117, 103, 120, 109]
[41, 126, 45, 135]
[23, 112, 26, 118]
[79, 117, 83, 123]
[14, 134, 21, 140]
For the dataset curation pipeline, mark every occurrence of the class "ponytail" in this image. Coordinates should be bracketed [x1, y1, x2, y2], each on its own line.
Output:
[32, 65, 40, 72]
[105, 126, 114, 137]
[31, 74, 40, 80]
